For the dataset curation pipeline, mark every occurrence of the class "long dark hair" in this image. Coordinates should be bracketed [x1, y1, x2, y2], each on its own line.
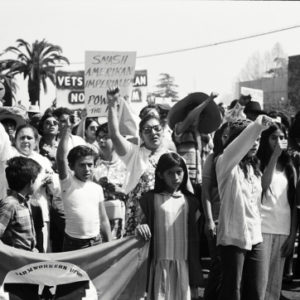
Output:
[85, 117, 98, 131]
[213, 122, 230, 159]
[257, 122, 296, 207]
[38, 111, 58, 135]
[223, 119, 261, 178]
[154, 152, 190, 194]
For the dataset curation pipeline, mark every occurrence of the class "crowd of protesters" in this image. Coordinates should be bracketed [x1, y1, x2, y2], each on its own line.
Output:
[0, 89, 299, 300]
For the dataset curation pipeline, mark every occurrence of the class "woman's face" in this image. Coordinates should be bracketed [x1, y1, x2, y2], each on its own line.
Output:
[247, 136, 261, 157]
[15, 127, 37, 156]
[140, 118, 163, 151]
[86, 121, 99, 141]
[42, 117, 59, 135]
[268, 129, 285, 152]
[96, 131, 113, 153]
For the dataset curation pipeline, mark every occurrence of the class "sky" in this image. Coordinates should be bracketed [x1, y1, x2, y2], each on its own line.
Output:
[1, 0, 300, 112]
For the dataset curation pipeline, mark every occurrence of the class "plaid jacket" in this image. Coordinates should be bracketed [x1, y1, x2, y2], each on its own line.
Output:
[0, 191, 36, 251]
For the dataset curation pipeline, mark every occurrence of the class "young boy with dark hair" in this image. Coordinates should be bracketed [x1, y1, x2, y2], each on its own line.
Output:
[53, 106, 86, 151]
[0, 156, 43, 251]
[56, 117, 112, 251]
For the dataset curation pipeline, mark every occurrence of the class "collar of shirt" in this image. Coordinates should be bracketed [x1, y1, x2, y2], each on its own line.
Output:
[7, 190, 30, 204]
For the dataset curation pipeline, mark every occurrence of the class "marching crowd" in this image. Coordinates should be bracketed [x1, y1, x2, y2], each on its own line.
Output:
[0, 89, 300, 300]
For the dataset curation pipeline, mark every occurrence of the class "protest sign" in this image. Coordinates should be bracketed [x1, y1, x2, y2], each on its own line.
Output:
[56, 70, 85, 109]
[241, 87, 264, 108]
[131, 70, 148, 103]
[85, 51, 136, 117]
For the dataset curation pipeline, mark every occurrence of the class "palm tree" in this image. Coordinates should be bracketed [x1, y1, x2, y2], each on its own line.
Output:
[1, 39, 69, 106]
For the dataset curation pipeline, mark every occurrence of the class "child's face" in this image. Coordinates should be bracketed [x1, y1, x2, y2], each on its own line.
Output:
[72, 155, 94, 182]
[160, 165, 184, 193]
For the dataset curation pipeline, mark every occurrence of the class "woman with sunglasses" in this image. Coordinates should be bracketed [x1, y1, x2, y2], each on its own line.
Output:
[38, 110, 60, 171]
[75, 115, 101, 155]
[107, 88, 169, 236]
[38, 110, 68, 253]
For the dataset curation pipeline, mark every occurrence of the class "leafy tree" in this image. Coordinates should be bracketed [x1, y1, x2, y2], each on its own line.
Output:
[239, 43, 288, 81]
[153, 73, 179, 100]
[0, 39, 69, 106]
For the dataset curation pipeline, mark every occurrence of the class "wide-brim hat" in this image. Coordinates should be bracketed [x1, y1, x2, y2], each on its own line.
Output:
[168, 92, 222, 134]
[0, 106, 27, 129]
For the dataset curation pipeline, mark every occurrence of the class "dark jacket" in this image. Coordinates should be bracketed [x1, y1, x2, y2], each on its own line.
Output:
[139, 190, 203, 287]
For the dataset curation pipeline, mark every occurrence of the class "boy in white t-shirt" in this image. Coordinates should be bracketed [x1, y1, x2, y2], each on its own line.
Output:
[56, 118, 112, 251]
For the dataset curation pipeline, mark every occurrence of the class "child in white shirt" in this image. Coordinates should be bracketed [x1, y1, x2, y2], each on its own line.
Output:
[56, 117, 112, 251]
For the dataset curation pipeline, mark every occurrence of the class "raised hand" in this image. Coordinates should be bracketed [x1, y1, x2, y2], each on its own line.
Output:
[209, 92, 219, 100]
[257, 115, 274, 128]
[107, 87, 120, 108]
[273, 142, 283, 159]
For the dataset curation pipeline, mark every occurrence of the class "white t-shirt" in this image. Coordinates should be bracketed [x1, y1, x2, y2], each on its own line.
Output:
[120, 143, 152, 194]
[60, 173, 104, 239]
[120, 143, 167, 194]
[261, 170, 291, 235]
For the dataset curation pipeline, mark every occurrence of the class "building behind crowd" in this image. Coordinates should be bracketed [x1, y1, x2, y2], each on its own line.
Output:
[238, 54, 300, 117]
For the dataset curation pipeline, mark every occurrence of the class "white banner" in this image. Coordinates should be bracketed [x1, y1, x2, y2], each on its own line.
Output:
[240, 87, 264, 108]
[85, 51, 136, 117]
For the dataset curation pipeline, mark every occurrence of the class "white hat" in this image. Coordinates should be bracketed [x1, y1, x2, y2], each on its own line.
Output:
[28, 104, 40, 114]
[0, 106, 27, 128]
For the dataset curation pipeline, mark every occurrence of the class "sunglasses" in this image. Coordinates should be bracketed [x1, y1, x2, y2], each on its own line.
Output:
[88, 126, 99, 131]
[142, 125, 162, 134]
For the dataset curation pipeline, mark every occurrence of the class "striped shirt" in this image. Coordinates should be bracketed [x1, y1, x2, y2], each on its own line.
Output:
[0, 192, 36, 251]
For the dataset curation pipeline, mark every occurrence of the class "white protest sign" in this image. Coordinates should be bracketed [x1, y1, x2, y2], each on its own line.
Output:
[85, 51, 136, 117]
[241, 87, 264, 108]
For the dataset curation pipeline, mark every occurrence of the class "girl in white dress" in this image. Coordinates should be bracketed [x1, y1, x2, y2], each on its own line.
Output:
[137, 152, 202, 300]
